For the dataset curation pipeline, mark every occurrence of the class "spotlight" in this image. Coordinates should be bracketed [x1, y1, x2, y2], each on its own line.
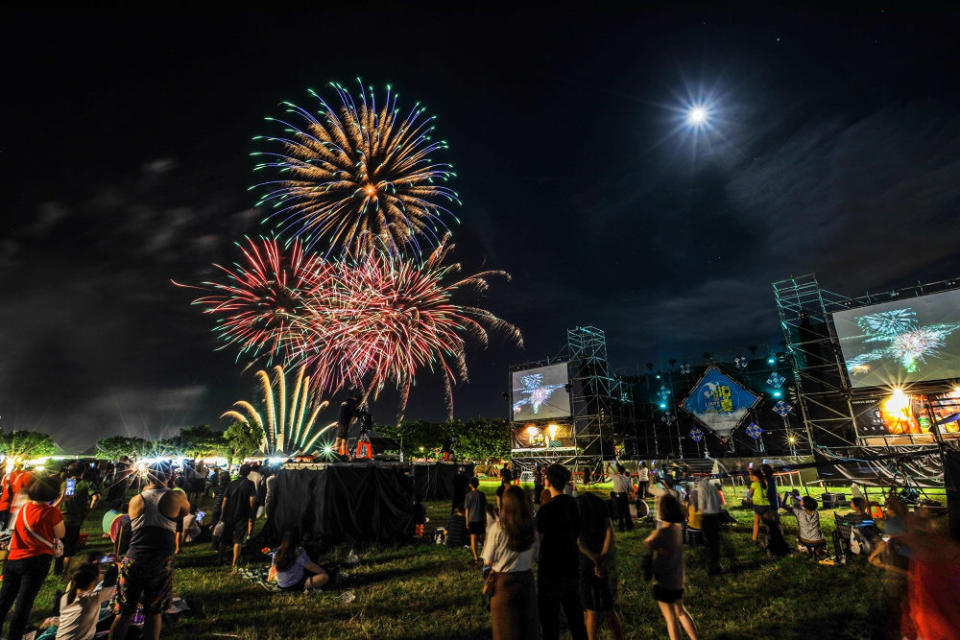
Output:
[767, 356, 776, 365]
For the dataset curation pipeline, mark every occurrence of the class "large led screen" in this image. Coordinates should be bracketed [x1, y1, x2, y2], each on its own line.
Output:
[680, 366, 760, 437]
[833, 288, 960, 389]
[511, 363, 571, 421]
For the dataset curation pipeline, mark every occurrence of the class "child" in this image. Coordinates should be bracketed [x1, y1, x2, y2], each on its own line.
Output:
[645, 493, 700, 640]
[55, 562, 115, 640]
[413, 497, 427, 537]
[781, 494, 825, 553]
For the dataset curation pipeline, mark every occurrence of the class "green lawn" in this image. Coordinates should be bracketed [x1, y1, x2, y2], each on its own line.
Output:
[22, 480, 925, 639]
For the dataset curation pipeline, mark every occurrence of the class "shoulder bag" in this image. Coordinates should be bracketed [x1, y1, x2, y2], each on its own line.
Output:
[20, 505, 64, 558]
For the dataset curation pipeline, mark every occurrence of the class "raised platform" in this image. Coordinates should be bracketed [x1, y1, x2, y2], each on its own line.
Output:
[264, 462, 414, 550]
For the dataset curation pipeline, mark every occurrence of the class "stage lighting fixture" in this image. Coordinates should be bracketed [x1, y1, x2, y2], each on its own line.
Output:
[767, 356, 776, 365]
[323, 445, 333, 454]
[547, 424, 558, 440]
[787, 435, 798, 445]
[658, 402, 668, 409]
[772, 390, 782, 399]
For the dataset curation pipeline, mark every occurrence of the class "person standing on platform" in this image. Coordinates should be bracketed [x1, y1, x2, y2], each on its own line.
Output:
[611, 464, 633, 532]
[464, 477, 488, 564]
[218, 464, 257, 569]
[334, 394, 362, 458]
[536, 464, 587, 640]
[691, 477, 723, 575]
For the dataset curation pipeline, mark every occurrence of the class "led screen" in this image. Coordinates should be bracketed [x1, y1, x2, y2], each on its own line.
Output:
[511, 362, 571, 421]
[833, 289, 960, 389]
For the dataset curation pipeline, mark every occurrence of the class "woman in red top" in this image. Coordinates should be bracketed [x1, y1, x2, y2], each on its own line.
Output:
[0, 475, 64, 640]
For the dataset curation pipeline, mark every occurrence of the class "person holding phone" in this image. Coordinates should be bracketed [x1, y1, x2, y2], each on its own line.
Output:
[54, 463, 100, 576]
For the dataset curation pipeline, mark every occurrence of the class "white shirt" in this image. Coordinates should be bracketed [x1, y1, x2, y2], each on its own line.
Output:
[481, 521, 538, 572]
[637, 467, 650, 482]
[612, 473, 632, 494]
[691, 478, 722, 515]
[56, 585, 115, 640]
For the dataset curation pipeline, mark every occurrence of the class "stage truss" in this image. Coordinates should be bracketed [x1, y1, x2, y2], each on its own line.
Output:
[773, 273, 960, 466]
[510, 326, 635, 475]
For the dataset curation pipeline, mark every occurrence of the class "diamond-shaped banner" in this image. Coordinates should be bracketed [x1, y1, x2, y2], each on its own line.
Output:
[679, 363, 692, 375]
[734, 356, 749, 369]
[772, 401, 793, 417]
[766, 373, 786, 388]
[745, 422, 764, 439]
[689, 427, 704, 443]
[660, 413, 675, 424]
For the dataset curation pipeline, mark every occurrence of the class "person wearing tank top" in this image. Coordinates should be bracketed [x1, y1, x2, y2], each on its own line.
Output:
[109, 464, 189, 640]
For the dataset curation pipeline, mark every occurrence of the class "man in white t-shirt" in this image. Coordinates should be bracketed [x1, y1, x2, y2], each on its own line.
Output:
[611, 464, 633, 532]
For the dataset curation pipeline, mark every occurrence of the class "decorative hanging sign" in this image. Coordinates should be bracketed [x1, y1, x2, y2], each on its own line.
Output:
[745, 422, 764, 439]
[680, 366, 761, 438]
[689, 427, 704, 442]
[766, 372, 786, 388]
[772, 400, 793, 417]
[679, 363, 692, 375]
[735, 356, 749, 369]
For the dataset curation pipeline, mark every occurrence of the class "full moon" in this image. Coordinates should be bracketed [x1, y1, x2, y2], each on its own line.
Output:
[686, 106, 708, 125]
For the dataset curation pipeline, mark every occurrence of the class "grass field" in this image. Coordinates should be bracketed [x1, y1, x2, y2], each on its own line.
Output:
[22, 479, 929, 640]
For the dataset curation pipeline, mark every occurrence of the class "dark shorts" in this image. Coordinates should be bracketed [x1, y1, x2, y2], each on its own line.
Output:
[652, 585, 684, 603]
[468, 521, 486, 536]
[336, 423, 349, 440]
[223, 520, 249, 546]
[114, 555, 175, 616]
[753, 505, 770, 516]
[62, 523, 83, 557]
[280, 576, 306, 592]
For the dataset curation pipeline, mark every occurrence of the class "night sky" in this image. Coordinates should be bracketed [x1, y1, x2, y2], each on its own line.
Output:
[5, 6, 960, 450]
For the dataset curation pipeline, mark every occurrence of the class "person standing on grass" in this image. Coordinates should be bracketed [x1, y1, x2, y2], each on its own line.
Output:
[482, 485, 538, 640]
[690, 477, 723, 575]
[464, 477, 488, 564]
[218, 463, 257, 569]
[636, 462, 649, 500]
[761, 464, 779, 512]
[109, 463, 189, 640]
[54, 462, 100, 577]
[0, 476, 64, 640]
[611, 464, 633, 532]
[746, 468, 769, 541]
[0, 462, 35, 533]
[645, 493, 700, 640]
[577, 492, 625, 640]
[536, 463, 587, 640]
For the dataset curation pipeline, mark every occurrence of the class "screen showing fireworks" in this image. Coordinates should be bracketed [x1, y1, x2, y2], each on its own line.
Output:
[833, 288, 960, 389]
[511, 362, 571, 421]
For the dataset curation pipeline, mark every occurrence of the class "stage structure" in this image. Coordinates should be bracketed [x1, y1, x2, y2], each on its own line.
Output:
[509, 326, 636, 473]
[773, 274, 960, 483]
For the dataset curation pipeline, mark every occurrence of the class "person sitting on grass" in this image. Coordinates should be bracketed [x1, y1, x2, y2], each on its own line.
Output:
[272, 530, 328, 593]
[445, 506, 468, 548]
[645, 493, 700, 640]
[780, 493, 825, 554]
[55, 562, 115, 640]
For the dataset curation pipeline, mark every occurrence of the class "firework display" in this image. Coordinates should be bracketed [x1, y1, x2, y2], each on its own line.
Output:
[833, 288, 960, 388]
[290, 234, 522, 416]
[252, 80, 461, 256]
[183, 237, 330, 363]
[221, 364, 335, 454]
[181, 81, 519, 426]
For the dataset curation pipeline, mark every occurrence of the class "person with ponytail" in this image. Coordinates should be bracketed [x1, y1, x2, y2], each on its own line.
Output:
[271, 530, 328, 592]
[55, 562, 115, 640]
